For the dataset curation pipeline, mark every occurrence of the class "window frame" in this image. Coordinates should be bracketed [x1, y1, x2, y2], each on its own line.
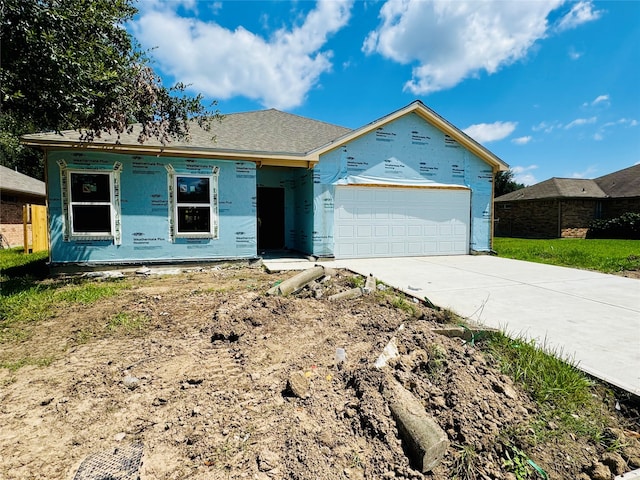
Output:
[67, 169, 116, 238]
[173, 173, 219, 238]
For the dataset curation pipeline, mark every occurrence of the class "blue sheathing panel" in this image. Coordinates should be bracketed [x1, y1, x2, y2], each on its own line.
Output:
[294, 169, 314, 254]
[312, 112, 494, 256]
[47, 151, 256, 264]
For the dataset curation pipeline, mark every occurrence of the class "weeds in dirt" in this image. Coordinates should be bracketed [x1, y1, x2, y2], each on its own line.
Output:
[598, 428, 629, 453]
[1, 274, 129, 343]
[390, 295, 418, 316]
[346, 275, 365, 289]
[452, 444, 480, 480]
[73, 329, 94, 345]
[487, 333, 593, 406]
[0, 355, 55, 371]
[107, 312, 148, 334]
[0, 249, 128, 344]
[502, 445, 533, 479]
[349, 451, 364, 469]
[426, 343, 448, 375]
[487, 332, 616, 451]
[440, 308, 462, 323]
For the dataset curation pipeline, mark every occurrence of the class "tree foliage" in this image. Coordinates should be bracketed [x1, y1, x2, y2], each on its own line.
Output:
[494, 169, 525, 197]
[0, 0, 218, 178]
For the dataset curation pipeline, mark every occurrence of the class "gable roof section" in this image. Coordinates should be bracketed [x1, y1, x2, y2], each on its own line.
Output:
[21, 101, 507, 171]
[312, 100, 509, 171]
[595, 164, 640, 198]
[0, 165, 46, 197]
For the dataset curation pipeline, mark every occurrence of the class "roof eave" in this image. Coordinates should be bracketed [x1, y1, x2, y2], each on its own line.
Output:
[21, 138, 318, 168]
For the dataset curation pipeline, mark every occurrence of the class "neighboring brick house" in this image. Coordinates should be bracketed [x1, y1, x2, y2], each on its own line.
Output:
[494, 164, 640, 239]
[0, 165, 46, 247]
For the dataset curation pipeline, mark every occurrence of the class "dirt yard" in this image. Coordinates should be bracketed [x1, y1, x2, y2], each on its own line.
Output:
[1, 263, 638, 480]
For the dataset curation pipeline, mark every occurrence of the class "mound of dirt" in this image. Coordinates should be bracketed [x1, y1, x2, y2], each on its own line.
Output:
[0, 264, 638, 480]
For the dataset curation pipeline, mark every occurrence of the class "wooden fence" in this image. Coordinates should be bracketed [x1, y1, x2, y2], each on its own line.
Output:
[23, 204, 48, 253]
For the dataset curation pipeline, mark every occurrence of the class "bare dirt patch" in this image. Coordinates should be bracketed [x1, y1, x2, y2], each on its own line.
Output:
[1, 264, 638, 480]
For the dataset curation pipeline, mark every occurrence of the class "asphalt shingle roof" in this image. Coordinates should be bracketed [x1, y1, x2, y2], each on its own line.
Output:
[495, 178, 606, 202]
[496, 164, 640, 202]
[595, 164, 640, 198]
[22, 109, 353, 156]
[0, 165, 46, 197]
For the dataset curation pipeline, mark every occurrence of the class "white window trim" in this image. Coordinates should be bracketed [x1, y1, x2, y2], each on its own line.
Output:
[67, 169, 116, 239]
[173, 171, 219, 239]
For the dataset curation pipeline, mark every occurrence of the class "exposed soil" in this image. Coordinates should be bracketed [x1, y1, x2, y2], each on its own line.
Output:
[1, 263, 638, 480]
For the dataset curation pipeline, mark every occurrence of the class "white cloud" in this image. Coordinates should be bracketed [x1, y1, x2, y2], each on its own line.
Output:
[512, 165, 539, 185]
[582, 94, 610, 108]
[512, 136, 532, 145]
[532, 121, 560, 133]
[555, 1, 603, 32]
[570, 166, 598, 178]
[565, 117, 597, 129]
[131, 0, 353, 109]
[363, 0, 564, 94]
[591, 94, 610, 105]
[568, 47, 583, 60]
[595, 117, 638, 140]
[463, 121, 517, 143]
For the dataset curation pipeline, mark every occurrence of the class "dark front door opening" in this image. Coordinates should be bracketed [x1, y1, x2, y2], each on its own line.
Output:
[257, 187, 285, 250]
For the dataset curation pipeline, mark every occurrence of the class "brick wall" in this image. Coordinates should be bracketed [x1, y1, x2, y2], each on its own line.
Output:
[602, 197, 640, 218]
[0, 193, 43, 247]
[495, 198, 601, 239]
[494, 199, 559, 238]
[559, 200, 598, 239]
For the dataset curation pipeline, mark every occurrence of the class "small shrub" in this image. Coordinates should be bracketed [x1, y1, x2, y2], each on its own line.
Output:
[107, 312, 147, 334]
[452, 444, 480, 480]
[588, 212, 640, 239]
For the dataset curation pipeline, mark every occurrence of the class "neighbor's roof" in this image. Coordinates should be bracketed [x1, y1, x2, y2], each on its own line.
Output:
[595, 164, 640, 198]
[495, 164, 640, 202]
[0, 165, 46, 197]
[21, 101, 508, 171]
[495, 178, 606, 202]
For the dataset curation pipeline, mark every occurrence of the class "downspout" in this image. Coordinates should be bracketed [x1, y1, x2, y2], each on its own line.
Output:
[490, 166, 497, 251]
[557, 200, 562, 238]
[44, 149, 52, 263]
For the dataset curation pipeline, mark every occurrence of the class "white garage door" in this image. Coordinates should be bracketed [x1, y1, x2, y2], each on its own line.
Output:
[333, 186, 470, 258]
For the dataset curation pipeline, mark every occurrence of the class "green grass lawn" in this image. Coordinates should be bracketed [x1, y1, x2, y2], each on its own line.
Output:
[493, 237, 640, 274]
[0, 248, 129, 345]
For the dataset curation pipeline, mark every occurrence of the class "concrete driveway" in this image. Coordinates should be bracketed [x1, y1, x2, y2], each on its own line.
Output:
[264, 255, 640, 396]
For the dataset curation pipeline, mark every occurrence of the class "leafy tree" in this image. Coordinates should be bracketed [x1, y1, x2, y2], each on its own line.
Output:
[494, 169, 525, 197]
[0, 0, 218, 179]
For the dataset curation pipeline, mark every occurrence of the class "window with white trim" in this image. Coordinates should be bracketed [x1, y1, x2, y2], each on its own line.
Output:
[174, 174, 218, 237]
[68, 171, 114, 236]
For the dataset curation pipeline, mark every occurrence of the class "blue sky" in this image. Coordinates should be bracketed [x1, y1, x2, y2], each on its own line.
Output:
[130, 0, 640, 185]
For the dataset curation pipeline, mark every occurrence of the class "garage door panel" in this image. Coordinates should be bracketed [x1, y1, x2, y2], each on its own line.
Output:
[439, 225, 452, 235]
[334, 186, 470, 258]
[407, 225, 422, 237]
[337, 225, 355, 238]
[391, 225, 406, 236]
[357, 225, 372, 237]
[374, 225, 389, 237]
[374, 243, 389, 255]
